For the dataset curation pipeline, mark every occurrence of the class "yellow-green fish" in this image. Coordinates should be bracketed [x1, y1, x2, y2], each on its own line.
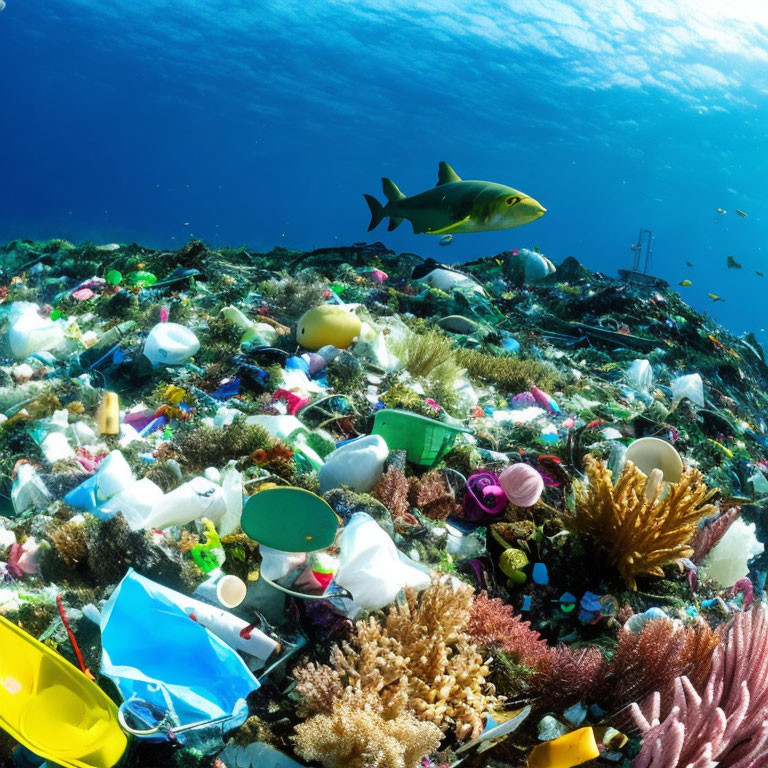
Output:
[708, 293, 725, 302]
[727, 255, 742, 269]
[686, 261, 694, 267]
[736, 209, 748, 217]
[757, 271, 764, 277]
[364, 162, 546, 235]
[678, 279, 692, 287]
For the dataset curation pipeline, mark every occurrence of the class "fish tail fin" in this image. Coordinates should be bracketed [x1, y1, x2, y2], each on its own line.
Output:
[364, 194, 386, 231]
[388, 217, 404, 231]
[382, 177, 406, 203]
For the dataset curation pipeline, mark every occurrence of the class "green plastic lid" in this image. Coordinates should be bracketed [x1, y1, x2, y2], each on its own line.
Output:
[106, 269, 123, 286]
[241, 487, 338, 552]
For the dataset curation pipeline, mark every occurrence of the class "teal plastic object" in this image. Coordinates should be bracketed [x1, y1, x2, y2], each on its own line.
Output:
[371, 409, 471, 467]
[241, 487, 338, 553]
[100, 570, 258, 745]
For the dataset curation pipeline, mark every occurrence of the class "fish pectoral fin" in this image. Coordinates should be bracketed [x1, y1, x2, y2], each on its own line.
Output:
[436, 161, 462, 186]
[427, 215, 471, 235]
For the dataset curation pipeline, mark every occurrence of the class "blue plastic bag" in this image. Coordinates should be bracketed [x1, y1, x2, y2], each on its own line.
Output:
[100, 570, 258, 746]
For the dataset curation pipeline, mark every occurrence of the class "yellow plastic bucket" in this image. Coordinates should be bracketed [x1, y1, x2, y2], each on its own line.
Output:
[0, 614, 128, 768]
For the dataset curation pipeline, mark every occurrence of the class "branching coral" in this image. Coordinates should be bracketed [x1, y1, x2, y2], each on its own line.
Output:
[529, 645, 605, 709]
[598, 618, 720, 713]
[293, 579, 499, 742]
[173, 419, 273, 472]
[630, 609, 768, 768]
[565, 456, 717, 589]
[408, 471, 458, 521]
[373, 466, 413, 528]
[466, 592, 550, 669]
[294, 689, 443, 768]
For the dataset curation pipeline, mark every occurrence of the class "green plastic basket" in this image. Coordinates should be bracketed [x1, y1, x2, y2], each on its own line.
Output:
[371, 409, 470, 467]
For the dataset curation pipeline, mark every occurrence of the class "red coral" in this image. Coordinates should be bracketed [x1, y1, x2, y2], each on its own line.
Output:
[530, 645, 605, 708]
[466, 592, 550, 669]
[690, 506, 739, 565]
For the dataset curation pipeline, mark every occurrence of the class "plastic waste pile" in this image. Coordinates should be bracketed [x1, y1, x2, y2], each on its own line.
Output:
[0, 236, 768, 768]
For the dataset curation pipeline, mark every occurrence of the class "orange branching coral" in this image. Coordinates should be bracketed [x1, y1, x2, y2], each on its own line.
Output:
[251, 442, 293, 465]
[293, 578, 500, 742]
[565, 456, 717, 589]
[408, 471, 458, 521]
[466, 592, 550, 669]
[294, 689, 443, 768]
[598, 618, 721, 713]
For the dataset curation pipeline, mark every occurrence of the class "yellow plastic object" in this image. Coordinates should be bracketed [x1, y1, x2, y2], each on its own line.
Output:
[0, 614, 128, 768]
[528, 727, 599, 768]
[97, 391, 120, 435]
[296, 305, 362, 350]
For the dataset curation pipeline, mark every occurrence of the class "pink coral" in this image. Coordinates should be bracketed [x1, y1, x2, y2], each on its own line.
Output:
[630, 608, 768, 768]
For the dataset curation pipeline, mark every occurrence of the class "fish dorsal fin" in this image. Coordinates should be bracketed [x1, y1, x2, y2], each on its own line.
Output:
[436, 161, 461, 186]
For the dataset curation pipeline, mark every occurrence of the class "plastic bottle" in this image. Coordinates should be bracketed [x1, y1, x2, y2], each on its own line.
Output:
[143, 323, 200, 367]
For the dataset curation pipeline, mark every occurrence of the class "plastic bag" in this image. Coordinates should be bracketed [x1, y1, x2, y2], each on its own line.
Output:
[7, 302, 64, 360]
[11, 463, 51, 517]
[335, 513, 431, 610]
[143, 322, 200, 367]
[100, 570, 259, 747]
[318, 435, 388, 494]
[99, 478, 165, 529]
[65, 450, 135, 513]
[141, 476, 226, 530]
[626, 359, 653, 393]
[671, 373, 704, 407]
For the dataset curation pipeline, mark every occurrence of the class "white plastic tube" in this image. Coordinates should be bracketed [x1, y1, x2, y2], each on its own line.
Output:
[142, 477, 226, 530]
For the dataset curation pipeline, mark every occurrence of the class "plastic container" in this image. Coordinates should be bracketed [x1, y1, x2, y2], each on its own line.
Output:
[99, 478, 165, 529]
[194, 571, 248, 609]
[318, 435, 388, 494]
[7, 302, 64, 360]
[96, 392, 120, 435]
[371, 409, 470, 467]
[625, 437, 683, 484]
[142, 322, 200, 367]
[0, 614, 127, 768]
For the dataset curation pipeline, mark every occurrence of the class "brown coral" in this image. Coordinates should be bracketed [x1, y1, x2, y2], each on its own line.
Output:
[373, 466, 410, 523]
[530, 645, 605, 709]
[466, 592, 550, 669]
[294, 689, 442, 768]
[408, 471, 458, 521]
[599, 618, 720, 713]
[690, 506, 739, 564]
[293, 579, 499, 742]
[565, 456, 717, 589]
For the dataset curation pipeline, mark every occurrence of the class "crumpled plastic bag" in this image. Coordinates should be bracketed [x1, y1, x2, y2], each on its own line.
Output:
[671, 373, 704, 407]
[335, 513, 431, 610]
[100, 570, 259, 746]
[626, 359, 653, 393]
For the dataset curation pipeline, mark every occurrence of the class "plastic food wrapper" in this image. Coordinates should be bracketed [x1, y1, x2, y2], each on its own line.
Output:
[100, 570, 260, 745]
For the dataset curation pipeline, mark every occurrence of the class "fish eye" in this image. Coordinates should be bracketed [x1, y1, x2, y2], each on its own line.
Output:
[506, 196, 521, 206]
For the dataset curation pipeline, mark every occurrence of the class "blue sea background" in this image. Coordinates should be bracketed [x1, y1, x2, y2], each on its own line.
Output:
[1, 0, 767, 339]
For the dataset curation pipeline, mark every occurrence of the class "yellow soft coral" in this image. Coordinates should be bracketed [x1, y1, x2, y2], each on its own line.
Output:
[566, 456, 717, 589]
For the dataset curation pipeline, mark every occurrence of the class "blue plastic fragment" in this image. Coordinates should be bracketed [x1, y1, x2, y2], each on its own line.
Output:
[532, 562, 549, 585]
[521, 595, 532, 611]
[212, 379, 241, 400]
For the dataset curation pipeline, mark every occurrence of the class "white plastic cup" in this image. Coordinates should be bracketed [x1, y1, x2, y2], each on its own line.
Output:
[194, 571, 247, 609]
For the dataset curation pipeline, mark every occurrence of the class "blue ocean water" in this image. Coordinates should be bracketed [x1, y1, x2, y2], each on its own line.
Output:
[1, 1, 767, 337]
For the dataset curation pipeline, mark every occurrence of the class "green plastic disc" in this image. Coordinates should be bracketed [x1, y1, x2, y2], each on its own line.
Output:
[241, 487, 339, 552]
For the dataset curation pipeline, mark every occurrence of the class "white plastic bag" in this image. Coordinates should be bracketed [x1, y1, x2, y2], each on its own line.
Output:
[143, 322, 200, 366]
[7, 302, 64, 359]
[40, 432, 75, 463]
[626, 359, 653, 393]
[671, 373, 704, 407]
[319, 435, 388, 494]
[100, 478, 165, 530]
[11, 463, 52, 516]
[142, 476, 226, 530]
[335, 513, 431, 610]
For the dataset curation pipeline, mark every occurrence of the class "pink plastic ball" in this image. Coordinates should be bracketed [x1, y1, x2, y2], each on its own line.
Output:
[498, 463, 544, 507]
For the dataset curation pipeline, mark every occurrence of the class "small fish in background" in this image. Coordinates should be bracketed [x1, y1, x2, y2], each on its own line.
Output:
[439, 234, 453, 246]
[727, 255, 742, 269]
[708, 293, 726, 302]
[716, 207, 726, 214]
[757, 271, 765, 278]
[678, 279, 692, 287]
[686, 261, 694, 267]
[737, 209, 749, 217]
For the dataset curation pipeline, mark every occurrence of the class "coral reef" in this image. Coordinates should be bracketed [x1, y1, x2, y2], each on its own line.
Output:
[408, 471, 458, 521]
